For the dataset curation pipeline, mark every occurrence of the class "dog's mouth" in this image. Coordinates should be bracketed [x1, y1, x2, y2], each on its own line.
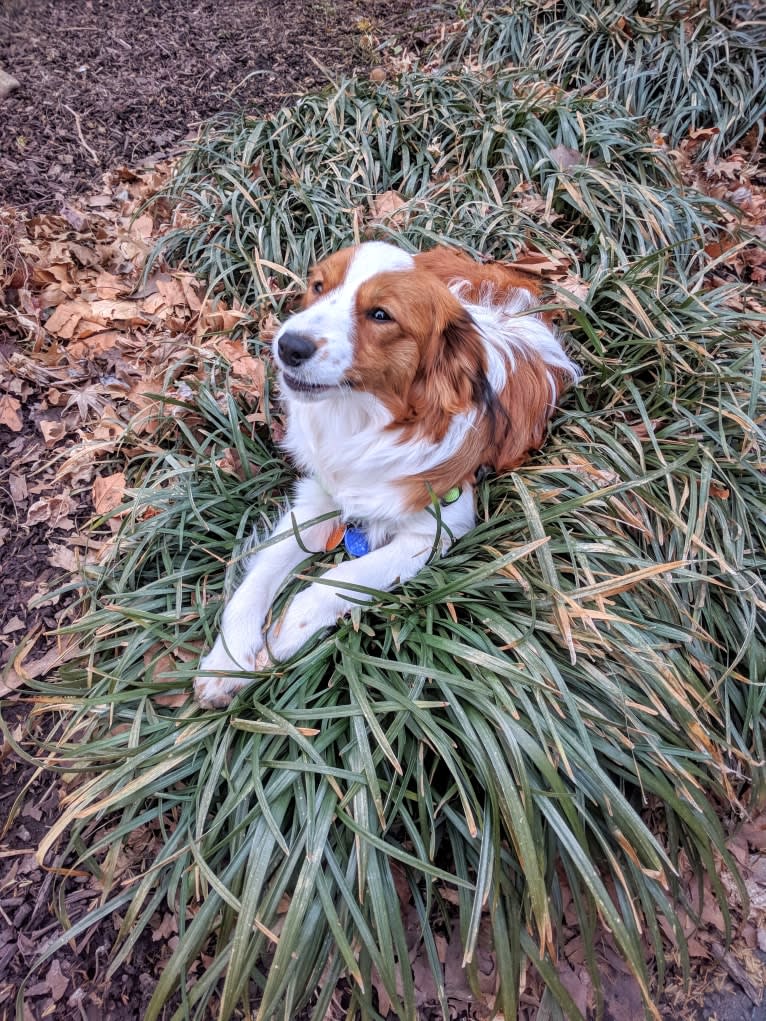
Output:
[280, 372, 337, 396]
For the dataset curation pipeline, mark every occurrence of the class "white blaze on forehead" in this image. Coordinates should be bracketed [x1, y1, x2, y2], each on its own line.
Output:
[304, 241, 414, 326]
[319, 241, 414, 335]
[274, 242, 415, 386]
[341, 241, 415, 291]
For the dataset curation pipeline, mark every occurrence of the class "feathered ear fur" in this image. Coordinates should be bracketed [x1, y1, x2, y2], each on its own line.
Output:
[400, 339, 562, 511]
[401, 290, 492, 441]
[398, 265, 573, 510]
[422, 304, 490, 414]
[485, 353, 558, 470]
[412, 248, 573, 473]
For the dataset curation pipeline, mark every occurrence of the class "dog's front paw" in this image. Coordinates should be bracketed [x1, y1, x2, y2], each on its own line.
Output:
[194, 672, 245, 710]
[266, 590, 336, 663]
[194, 639, 261, 709]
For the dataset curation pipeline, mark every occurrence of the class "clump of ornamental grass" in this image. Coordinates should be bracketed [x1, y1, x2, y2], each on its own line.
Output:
[150, 70, 723, 309]
[7, 58, 765, 1021]
[441, 0, 766, 157]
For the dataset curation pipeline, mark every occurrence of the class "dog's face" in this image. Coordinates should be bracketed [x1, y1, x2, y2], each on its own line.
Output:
[272, 241, 481, 415]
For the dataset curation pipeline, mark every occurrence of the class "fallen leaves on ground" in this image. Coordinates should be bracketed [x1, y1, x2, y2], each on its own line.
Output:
[0, 160, 273, 663]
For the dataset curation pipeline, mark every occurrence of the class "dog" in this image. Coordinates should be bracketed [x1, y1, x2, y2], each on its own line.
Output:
[194, 241, 580, 708]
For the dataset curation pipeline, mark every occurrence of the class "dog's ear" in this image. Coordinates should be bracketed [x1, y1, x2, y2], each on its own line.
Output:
[484, 353, 561, 472]
[413, 292, 489, 416]
[439, 306, 497, 413]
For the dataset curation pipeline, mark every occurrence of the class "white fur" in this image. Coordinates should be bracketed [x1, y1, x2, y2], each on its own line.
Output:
[194, 242, 576, 708]
[450, 280, 582, 401]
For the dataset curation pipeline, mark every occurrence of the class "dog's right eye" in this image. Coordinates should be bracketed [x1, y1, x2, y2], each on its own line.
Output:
[312, 280, 323, 294]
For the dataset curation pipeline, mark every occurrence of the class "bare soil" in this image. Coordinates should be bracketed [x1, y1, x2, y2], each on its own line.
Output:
[0, 0, 428, 212]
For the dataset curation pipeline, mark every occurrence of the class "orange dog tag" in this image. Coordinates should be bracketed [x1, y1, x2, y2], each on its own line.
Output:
[325, 523, 346, 551]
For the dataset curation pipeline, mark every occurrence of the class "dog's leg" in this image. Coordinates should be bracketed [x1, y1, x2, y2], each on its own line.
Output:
[264, 489, 475, 663]
[194, 478, 337, 708]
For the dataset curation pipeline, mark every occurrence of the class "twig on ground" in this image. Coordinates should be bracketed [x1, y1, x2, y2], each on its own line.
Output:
[63, 104, 100, 165]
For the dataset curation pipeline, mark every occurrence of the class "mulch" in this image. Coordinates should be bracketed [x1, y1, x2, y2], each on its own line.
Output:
[1, 705, 165, 1021]
[0, 0, 426, 213]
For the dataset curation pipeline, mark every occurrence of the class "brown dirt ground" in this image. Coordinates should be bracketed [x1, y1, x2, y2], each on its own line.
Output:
[1, 3, 765, 1020]
[0, 0, 431, 212]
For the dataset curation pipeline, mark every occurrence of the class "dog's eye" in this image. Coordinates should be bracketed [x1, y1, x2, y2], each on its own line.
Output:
[368, 307, 392, 322]
[312, 280, 323, 294]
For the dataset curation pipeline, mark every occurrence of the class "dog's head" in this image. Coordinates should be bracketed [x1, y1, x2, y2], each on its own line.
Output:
[274, 242, 493, 425]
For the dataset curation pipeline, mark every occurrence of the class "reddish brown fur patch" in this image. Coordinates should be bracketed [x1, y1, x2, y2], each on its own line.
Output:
[400, 349, 557, 511]
[301, 249, 354, 309]
[415, 246, 543, 301]
[399, 248, 564, 511]
[343, 268, 489, 444]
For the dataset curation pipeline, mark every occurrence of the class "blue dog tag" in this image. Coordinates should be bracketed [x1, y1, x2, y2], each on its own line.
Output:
[343, 526, 370, 558]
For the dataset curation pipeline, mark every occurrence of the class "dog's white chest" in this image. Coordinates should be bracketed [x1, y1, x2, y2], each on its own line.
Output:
[284, 395, 410, 524]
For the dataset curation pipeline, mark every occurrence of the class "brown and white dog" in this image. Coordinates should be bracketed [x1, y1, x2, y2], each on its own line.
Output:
[195, 241, 579, 707]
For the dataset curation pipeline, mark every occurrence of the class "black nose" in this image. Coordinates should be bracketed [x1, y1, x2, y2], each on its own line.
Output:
[278, 332, 317, 368]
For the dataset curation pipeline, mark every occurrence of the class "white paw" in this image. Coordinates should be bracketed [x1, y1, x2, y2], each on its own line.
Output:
[194, 638, 261, 709]
[265, 590, 337, 663]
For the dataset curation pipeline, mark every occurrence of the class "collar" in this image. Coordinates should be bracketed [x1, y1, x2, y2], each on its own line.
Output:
[323, 486, 462, 558]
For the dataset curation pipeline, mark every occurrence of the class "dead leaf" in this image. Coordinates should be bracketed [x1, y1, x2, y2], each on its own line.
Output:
[89, 271, 129, 300]
[199, 305, 248, 335]
[443, 921, 473, 1008]
[154, 274, 188, 309]
[259, 312, 281, 342]
[5, 635, 80, 691]
[178, 273, 203, 312]
[48, 544, 80, 571]
[215, 447, 247, 479]
[213, 339, 266, 390]
[39, 419, 67, 446]
[151, 912, 179, 941]
[0, 393, 23, 431]
[710, 482, 730, 499]
[0, 664, 26, 697]
[87, 298, 149, 325]
[369, 190, 407, 225]
[391, 863, 410, 907]
[45, 960, 69, 1002]
[92, 472, 127, 515]
[59, 204, 89, 232]
[26, 493, 77, 527]
[143, 645, 176, 680]
[67, 242, 100, 268]
[44, 300, 89, 339]
[556, 273, 591, 306]
[129, 213, 154, 241]
[549, 145, 583, 171]
[26, 498, 52, 527]
[67, 329, 129, 360]
[557, 962, 592, 1018]
[143, 644, 188, 706]
[601, 966, 645, 1021]
[512, 249, 570, 274]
